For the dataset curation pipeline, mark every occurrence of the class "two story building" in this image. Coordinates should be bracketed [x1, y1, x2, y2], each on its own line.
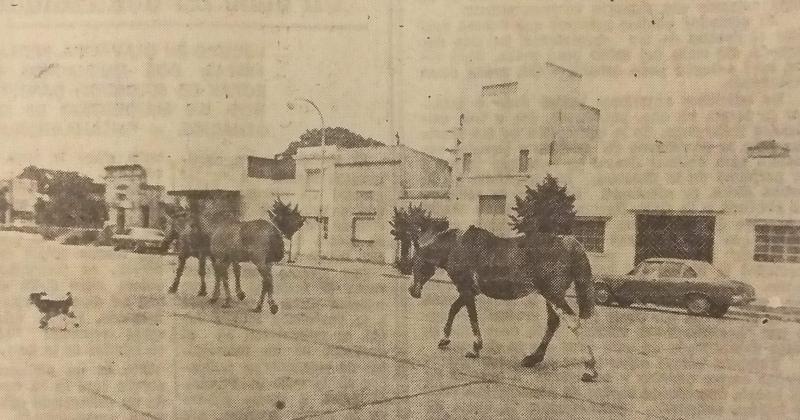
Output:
[104, 164, 165, 231]
[449, 62, 800, 306]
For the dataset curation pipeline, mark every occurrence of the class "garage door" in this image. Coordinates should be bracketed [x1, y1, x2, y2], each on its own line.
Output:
[635, 214, 715, 264]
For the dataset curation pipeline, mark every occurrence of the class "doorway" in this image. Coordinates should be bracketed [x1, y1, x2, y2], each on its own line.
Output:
[635, 214, 715, 263]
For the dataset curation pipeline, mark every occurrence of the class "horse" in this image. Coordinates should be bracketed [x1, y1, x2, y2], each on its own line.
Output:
[202, 210, 285, 314]
[162, 211, 244, 300]
[408, 225, 599, 382]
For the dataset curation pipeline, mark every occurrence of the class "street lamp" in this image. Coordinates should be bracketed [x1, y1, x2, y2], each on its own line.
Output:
[287, 97, 326, 261]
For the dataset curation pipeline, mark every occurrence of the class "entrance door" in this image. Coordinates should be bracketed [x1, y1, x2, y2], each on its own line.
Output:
[116, 208, 126, 233]
[478, 195, 507, 235]
[635, 214, 715, 264]
[141, 205, 150, 228]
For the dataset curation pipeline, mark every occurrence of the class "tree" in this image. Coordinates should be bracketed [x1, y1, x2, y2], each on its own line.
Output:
[268, 198, 304, 263]
[389, 203, 447, 274]
[510, 174, 576, 236]
[34, 175, 106, 227]
[276, 126, 385, 159]
[0, 187, 8, 223]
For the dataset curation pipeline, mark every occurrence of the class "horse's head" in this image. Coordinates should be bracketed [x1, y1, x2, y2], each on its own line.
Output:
[408, 252, 435, 299]
[408, 228, 456, 299]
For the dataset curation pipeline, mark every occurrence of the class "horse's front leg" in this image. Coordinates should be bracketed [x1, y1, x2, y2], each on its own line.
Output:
[197, 254, 208, 297]
[254, 262, 278, 314]
[168, 254, 187, 293]
[209, 257, 223, 305]
[522, 302, 559, 367]
[438, 295, 465, 350]
[463, 292, 483, 359]
[233, 262, 245, 301]
[547, 297, 599, 383]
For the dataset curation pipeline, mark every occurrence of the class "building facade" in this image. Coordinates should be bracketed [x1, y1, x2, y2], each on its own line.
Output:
[292, 145, 450, 264]
[104, 164, 165, 231]
[448, 62, 800, 306]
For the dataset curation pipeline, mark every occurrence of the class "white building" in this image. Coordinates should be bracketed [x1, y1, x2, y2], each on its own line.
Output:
[104, 164, 165, 231]
[449, 62, 800, 306]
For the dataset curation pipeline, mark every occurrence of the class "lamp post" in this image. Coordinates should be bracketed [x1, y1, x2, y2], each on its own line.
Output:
[287, 98, 326, 260]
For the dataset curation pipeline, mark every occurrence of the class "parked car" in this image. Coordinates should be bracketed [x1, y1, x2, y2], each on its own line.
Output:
[112, 227, 167, 254]
[594, 258, 756, 317]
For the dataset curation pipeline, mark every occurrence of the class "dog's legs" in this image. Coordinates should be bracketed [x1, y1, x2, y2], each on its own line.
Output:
[39, 313, 53, 329]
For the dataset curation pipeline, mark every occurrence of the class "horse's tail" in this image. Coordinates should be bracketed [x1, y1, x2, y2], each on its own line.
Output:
[569, 237, 594, 319]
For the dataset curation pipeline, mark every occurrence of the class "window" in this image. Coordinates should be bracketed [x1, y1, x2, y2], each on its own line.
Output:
[478, 195, 506, 234]
[635, 261, 660, 278]
[659, 262, 684, 278]
[352, 215, 377, 242]
[305, 169, 321, 192]
[573, 219, 605, 253]
[462, 153, 472, 173]
[518, 149, 529, 172]
[754, 224, 800, 263]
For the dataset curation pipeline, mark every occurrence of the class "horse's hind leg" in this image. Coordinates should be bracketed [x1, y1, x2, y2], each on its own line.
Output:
[522, 302, 560, 367]
[253, 262, 278, 314]
[463, 293, 483, 359]
[196, 254, 208, 296]
[546, 296, 598, 383]
[438, 295, 465, 349]
[233, 262, 245, 301]
[169, 255, 187, 293]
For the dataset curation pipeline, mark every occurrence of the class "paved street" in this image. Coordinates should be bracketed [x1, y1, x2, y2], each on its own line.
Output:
[1, 231, 799, 419]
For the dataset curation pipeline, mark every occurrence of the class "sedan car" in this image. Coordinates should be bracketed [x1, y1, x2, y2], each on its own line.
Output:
[594, 258, 756, 317]
[112, 227, 167, 254]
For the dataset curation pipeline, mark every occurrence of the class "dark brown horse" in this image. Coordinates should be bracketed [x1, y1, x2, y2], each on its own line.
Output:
[408, 225, 599, 382]
[203, 210, 285, 313]
[163, 211, 241, 299]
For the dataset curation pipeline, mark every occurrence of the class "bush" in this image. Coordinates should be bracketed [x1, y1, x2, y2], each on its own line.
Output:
[40, 226, 71, 240]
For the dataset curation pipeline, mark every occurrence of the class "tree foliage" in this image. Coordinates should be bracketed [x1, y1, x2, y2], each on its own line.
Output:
[390, 203, 448, 274]
[268, 198, 304, 240]
[276, 127, 384, 159]
[33, 175, 106, 227]
[510, 174, 576, 236]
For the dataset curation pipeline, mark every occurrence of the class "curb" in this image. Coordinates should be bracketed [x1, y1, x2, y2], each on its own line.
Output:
[278, 262, 800, 323]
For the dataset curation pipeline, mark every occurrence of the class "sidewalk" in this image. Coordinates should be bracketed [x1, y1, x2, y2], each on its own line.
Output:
[278, 257, 800, 323]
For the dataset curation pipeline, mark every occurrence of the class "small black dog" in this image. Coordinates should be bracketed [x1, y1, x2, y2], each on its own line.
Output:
[29, 292, 79, 330]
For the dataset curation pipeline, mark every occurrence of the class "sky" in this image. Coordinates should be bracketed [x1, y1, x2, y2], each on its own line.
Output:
[1, 0, 799, 186]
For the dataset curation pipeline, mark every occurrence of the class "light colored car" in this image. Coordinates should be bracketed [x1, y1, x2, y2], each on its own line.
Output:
[594, 258, 756, 318]
[112, 227, 167, 253]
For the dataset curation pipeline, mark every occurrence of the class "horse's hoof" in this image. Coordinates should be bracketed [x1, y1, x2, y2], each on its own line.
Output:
[581, 372, 599, 383]
[252, 307, 263, 313]
[521, 353, 545, 368]
[464, 351, 480, 359]
[437, 338, 451, 350]
[198, 290, 207, 297]
[237, 291, 246, 301]
[168, 287, 177, 294]
[269, 304, 279, 315]
[208, 298, 218, 304]
[221, 300, 232, 309]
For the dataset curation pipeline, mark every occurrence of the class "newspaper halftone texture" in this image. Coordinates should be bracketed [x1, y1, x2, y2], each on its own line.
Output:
[1, 1, 799, 419]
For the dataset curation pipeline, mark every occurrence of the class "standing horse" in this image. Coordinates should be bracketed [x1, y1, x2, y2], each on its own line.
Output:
[162, 212, 243, 299]
[203, 210, 285, 314]
[408, 225, 599, 382]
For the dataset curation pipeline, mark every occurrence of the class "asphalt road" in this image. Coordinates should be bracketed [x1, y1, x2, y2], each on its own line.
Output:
[1, 231, 798, 419]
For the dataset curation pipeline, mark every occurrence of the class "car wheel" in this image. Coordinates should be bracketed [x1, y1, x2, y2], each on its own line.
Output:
[686, 294, 711, 316]
[708, 304, 729, 318]
[594, 283, 613, 306]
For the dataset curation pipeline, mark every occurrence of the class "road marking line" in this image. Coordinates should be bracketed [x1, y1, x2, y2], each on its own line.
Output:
[289, 380, 489, 420]
[174, 312, 668, 420]
[32, 365, 163, 420]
